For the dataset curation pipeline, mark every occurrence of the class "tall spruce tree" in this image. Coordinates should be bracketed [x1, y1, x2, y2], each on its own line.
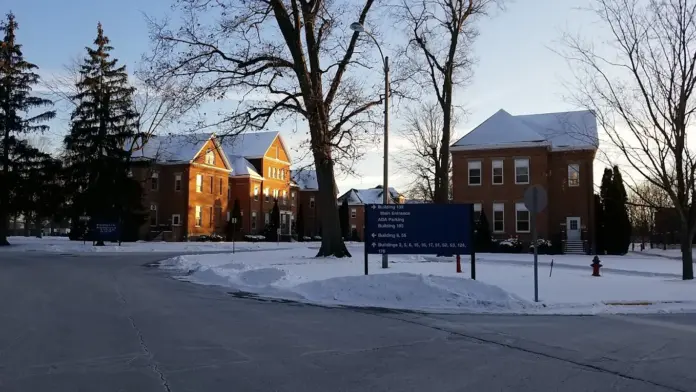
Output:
[63, 23, 142, 245]
[612, 165, 631, 254]
[296, 203, 305, 241]
[599, 168, 616, 253]
[475, 210, 493, 252]
[0, 13, 55, 245]
[594, 194, 604, 255]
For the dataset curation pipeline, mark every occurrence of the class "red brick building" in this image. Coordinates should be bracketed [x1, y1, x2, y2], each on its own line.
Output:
[291, 169, 340, 239]
[337, 186, 405, 240]
[132, 131, 296, 240]
[451, 109, 598, 254]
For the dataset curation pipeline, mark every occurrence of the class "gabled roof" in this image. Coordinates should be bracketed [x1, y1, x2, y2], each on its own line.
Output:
[291, 169, 318, 190]
[338, 186, 402, 205]
[134, 133, 210, 163]
[219, 131, 288, 161]
[452, 109, 598, 151]
[229, 156, 262, 179]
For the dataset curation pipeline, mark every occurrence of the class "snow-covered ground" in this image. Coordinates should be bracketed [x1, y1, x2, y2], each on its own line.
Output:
[2, 236, 284, 253]
[160, 243, 696, 315]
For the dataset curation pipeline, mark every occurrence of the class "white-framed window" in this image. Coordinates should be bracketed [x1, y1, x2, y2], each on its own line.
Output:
[251, 211, 257, 231]
[254, 186, 259, 201]
[351, 224, 356, 230]
[172, 214, 181, 226]
[492, 159, 503, 185]
[568, 164, 580, 187]
[468, 161, 482, 185]
[310, 197, 315, 209]
[282, 190, 287, 204]
[281, 169, 286, 180]
[268, 167, 272, 178]
[151, 172, 159, 191]
[264, 188, 269, 202]
[515, 202, 530, 233]
[226, 211, 231, 222]
[291, 191, 296, 206]
[351, 208, 356, 218]
[473, 203, 482, 222]
[174, 173, 182, 191]
[265, 212, 270, 224]
[150, 203, 158, 226]
[273, 189, 279, 199]
[515, 158, 530, 184]
[209, 175, 214, 193]
[196, 174, 202, 193]
[195, 206, 202, 227]
[493, 203, 504, 233]
[205, 150, 215, 165]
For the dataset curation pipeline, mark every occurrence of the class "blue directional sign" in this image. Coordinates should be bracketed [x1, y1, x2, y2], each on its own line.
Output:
[90, 221, 121, 242]
[365, 204, 473, 255]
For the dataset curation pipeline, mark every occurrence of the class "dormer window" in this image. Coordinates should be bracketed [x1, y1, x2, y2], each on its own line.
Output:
[205, 150, 215, 165]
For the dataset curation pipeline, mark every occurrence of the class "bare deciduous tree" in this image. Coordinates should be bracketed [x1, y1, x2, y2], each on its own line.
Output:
[399, 0, 496, 204]
[562, 0, 696, 279]
[628, 179, 672, 244]
[398, 102, 454, 201]
[143, 0, 388, 257]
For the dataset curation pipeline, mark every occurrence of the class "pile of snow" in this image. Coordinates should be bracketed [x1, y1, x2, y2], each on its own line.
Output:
[162, 245, 696, 315]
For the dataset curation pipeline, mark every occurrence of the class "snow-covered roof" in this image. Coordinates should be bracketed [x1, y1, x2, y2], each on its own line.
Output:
[229, 156, 262, 179]
[134, 133, 210, 163]
[338, 186, 402, 205]
[452, 109, 598, 151]
[291, 169, 318, 190]
[218, 131, 285, 160]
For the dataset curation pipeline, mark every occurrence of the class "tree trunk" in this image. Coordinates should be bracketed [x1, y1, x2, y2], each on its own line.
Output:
[313, 145, 350, 258]
[0, 129, 9, 246]
[682, 228, 695, 280]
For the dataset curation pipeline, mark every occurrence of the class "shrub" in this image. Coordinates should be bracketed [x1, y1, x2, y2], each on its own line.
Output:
[529, 238, 552, 254]
[498, 237, 523, 253]
[313, 235, 322, 241]
[302, 236, 312, 241]
[244, 234, 266, 242]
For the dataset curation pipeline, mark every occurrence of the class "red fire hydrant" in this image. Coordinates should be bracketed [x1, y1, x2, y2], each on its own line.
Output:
[591, 256, 602, 277]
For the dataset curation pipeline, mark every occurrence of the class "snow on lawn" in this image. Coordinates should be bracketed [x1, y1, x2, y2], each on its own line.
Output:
[162, 244, 696, 315]
[2, 236, 300, 253]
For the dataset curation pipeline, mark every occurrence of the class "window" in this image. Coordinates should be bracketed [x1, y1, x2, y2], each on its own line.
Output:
[174, 174, 182, 191]
[254, 186, 259, 201]
[209, 206, 213, 227]
[265, 212, 270, 224]
[351, 208, 356, 218]
[291, 192, 296, 206]
[568, 164, 580, 187]
[251, 212, 257, 231]
[351, 224, 356, 230]
[196, 174, 202, 193]
[493, 203, 504, 232]
[268, 167, 272, 178]
[273, 168, 277, 178]
[209, 176, 214, 193]
[515, 158, 530, 184]
[150, 203, 158, 226]
[264, 188, 269, 202]
[515, 203, 530, 233]
[492, 159, 503, 185]
[219, 178, 223, 195]
[570, 219, 579, 230]
[195, 206, 202, 227]
[205, 150, 215, 165]
[473, 203, 482, 222]
[273, 189, 279, 200]
[151, 172, 159, 191]
[468, 161, 481, 185]
[228, 187, 231, 200]
[281, 169, 286, 180]
[310, 197, 315, 209]
[172, 214, 181, 226]
[282, 190, 287, 204]
[226, 211, 231, 222]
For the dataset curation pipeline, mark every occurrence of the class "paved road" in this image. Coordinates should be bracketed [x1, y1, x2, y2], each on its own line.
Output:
[1, 252, 695, 392]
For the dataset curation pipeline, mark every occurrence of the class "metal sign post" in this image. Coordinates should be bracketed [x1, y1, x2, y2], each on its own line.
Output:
[524, 185, 548, 303]
[231, 218, 237, 254]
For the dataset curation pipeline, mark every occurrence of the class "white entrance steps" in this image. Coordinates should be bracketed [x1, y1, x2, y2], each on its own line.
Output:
[564, 240, 586, 255]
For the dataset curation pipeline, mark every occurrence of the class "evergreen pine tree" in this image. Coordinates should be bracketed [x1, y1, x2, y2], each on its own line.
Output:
[63, 23, 142, 245]
[339, 198, 349, 240]
[612, 165, 632, 254]
[271, 199, 280, 240]
[475, 210, 493, 252]
[296, 203, 305, 240]
[594, 193, 604, 255]
[599, 168, 615, 253]
[0, 13, 55, 245]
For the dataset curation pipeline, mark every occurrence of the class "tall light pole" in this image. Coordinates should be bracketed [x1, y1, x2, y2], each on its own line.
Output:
[350, 22, 390, 269]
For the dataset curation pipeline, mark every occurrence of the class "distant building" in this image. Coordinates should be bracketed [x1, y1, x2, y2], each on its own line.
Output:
[450, 109, 599, 254]
[291, 168, 339, 239]
[337, 186, 405, 240]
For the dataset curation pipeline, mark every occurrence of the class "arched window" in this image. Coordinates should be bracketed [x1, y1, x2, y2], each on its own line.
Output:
[205, 150, 215, 165]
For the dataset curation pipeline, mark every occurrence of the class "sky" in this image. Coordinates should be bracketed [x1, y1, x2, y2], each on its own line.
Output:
[5, 0, 614, 195]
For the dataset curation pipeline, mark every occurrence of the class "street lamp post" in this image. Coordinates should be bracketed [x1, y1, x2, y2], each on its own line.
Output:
[350, 22, 390, 269]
